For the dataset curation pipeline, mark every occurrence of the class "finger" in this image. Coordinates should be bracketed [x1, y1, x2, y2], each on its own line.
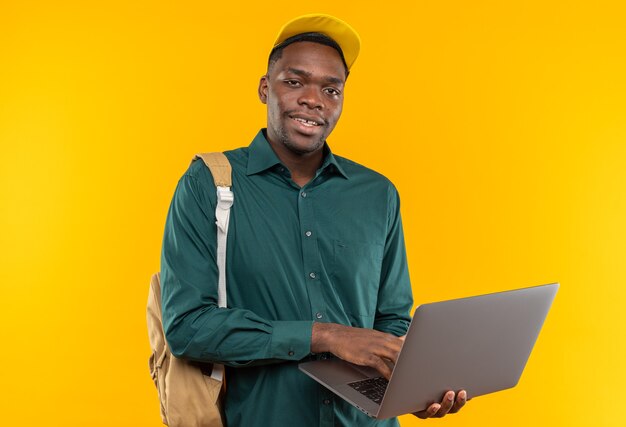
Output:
[366, 355, 393, 379]
[381, 357, 395, 373]
[433, 391, 455, 418]
[415, 403, 441, 419]
[371, 337, 403, 364]
[449, 389, 467, 414]
[374, 348, 401, 366]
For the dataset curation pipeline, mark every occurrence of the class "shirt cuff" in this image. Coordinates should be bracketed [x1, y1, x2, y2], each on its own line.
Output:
[269, 320, 314, 360]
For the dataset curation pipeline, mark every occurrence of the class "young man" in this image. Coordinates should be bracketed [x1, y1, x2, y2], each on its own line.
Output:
[161, 14, 467, 426]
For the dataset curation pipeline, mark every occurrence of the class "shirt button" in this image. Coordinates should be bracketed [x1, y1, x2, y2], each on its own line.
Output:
[323, 399, 331, 405]
[315, 312, 323, 319]
[288, 351, 294, 356]
[305, 231, 312, 237]
[301, 191, 307, 198]
[309, 272, 316, 279]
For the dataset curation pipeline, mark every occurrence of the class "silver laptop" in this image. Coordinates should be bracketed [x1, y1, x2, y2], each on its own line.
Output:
[299, 283, 558, 419]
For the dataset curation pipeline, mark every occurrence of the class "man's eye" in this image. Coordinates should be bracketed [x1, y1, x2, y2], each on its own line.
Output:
[285, 80, 301, 87]
[324, 88, 341, 96]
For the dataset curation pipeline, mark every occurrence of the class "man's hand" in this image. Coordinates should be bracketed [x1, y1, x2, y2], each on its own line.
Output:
[311, 323, 403, 379]
[414, 390, 468, 419]
[311, 324, 469, 418]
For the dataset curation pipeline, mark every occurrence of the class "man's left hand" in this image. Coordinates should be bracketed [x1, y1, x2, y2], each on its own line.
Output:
[413, 390, 468, 419]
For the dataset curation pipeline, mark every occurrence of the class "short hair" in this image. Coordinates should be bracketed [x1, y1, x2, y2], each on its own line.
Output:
[268, 32, 349, 77]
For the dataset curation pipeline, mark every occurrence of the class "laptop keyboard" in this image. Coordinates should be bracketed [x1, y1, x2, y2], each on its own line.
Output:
[347, 377, 389, 404]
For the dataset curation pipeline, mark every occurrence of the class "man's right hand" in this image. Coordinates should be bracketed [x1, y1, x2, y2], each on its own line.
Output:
[310, 323, 403, 379]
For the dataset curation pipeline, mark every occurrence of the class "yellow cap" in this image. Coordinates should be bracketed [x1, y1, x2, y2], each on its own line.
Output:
[272, 14, 361, 71]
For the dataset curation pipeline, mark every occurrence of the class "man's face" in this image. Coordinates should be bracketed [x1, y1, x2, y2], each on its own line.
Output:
[259, 41, 346, 155]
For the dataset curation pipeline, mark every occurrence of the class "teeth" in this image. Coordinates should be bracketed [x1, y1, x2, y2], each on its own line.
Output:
[293, 117, 319, 126]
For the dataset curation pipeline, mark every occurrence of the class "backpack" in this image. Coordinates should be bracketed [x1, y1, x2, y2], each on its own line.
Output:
[147, 152, 234, 427]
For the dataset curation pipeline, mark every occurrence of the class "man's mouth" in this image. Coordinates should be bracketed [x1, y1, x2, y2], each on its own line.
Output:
[290, 116, 324, 127]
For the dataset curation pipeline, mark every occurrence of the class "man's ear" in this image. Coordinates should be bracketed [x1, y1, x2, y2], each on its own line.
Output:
[258, 75, 269, 104]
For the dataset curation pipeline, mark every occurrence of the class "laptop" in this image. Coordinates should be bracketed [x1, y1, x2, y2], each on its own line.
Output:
[299, 283, 558, 419]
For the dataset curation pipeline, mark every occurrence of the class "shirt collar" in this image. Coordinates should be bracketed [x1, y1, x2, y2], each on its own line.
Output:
[246, 130, 282, 176]
[319, 145, 349, 179]
[246, 129, 349, 179]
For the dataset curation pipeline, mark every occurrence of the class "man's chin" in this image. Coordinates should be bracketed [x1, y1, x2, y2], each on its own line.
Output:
[283, 134, 325, 155]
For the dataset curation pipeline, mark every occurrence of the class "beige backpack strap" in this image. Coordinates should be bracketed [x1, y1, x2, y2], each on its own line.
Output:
[194, 152, 232, 187]
[193, 152, 233, 384]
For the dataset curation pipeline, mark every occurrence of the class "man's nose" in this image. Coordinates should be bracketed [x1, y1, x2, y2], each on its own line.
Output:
[298, 87, 323, 110]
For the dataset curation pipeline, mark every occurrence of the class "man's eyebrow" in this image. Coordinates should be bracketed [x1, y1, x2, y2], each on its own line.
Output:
[287, 68, 312, 78]
[323, 75, 345, 86]
[286, 68, 345, 86]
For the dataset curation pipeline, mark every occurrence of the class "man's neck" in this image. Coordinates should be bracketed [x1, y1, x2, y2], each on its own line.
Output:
[266, 137, 324, 188]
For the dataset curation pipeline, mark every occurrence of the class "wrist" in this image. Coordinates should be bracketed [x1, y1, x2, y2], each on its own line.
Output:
[311, 322, 335, 353]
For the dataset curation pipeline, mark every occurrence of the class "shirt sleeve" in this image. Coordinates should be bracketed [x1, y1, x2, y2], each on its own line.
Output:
[373, 184, 414, 336]
[160, 168, 313, 366]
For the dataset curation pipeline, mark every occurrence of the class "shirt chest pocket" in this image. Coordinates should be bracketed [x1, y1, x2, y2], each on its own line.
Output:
[329, 240, 384, 319]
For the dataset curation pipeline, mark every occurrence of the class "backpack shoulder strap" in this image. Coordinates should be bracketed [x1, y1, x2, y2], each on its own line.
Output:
[193, 152, 233, 383]
[193, 152, 233, 309]
[194, 152, 232, 187]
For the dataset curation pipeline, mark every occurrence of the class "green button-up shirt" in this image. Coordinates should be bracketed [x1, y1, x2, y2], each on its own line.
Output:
[161, 130, 413, 426]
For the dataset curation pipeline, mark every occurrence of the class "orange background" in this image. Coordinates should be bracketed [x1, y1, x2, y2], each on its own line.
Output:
[1, 1, 625, 426]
